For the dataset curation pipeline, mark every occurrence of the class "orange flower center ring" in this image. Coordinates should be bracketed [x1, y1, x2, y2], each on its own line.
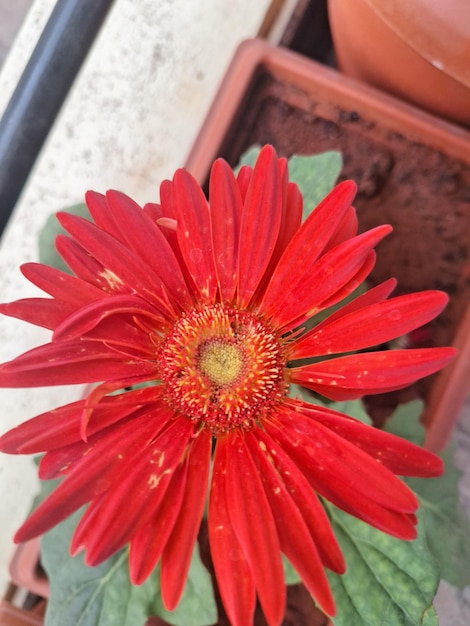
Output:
[158, 304, 286, 433]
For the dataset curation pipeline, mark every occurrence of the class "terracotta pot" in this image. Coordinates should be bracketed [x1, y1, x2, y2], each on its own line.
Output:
[423, 304, 470, 451]
[4, 539, 47, 625]
[0, 583, 45, 626]
[185, 37, 470, 449]
[0, 602, 44, 626]
[8, 539, 48, 600]
[327, 0, 470, 126]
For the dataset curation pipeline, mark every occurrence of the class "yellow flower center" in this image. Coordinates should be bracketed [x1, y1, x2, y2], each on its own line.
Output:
[199, 341, 244, 386]
[158, 304, 286, 433]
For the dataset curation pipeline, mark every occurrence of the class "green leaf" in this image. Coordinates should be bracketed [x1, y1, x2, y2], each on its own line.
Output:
[331, 399, 372, 426]
[39, 203, 91, 273]
[41, 507, 217, 626]
[326, 505, 439, 626]
[41, 509, 157, 626]
[385, 402, 470, 588]
[236, 146, 343, 221]
[383, 400, 426, 446]
[421, 605, 439, 626]
[282, 554, 301, 585]
[287, 152, 343, 220]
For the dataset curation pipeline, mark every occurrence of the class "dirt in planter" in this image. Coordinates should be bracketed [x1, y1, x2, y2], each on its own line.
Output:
[216, 71, 470, 417]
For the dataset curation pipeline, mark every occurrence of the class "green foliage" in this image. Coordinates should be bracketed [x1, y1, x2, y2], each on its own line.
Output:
[287, 151, 343, 221]
[237, 145, 343, 221]
[41, 509, 153, 626]
[41, 508, 217, 626]
[326, 506, 439, 626]
[385, 401, 470, 588]
[282, 554, 301, 585]
[38, 203, 90, 273]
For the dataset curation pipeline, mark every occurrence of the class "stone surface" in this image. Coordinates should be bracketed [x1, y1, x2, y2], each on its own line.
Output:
[0, 0, 33, 69]
[0, 0, 270, 593]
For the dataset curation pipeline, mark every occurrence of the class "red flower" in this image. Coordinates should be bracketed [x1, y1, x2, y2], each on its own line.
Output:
[0, 146, 454, 625]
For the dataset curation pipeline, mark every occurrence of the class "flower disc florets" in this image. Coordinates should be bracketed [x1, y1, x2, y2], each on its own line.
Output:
[158, 304, 286, 433]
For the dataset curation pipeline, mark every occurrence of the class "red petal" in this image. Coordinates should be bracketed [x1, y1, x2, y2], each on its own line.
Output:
[21, 262, 103, 304]
[291, 347, 456, 399]
[225, 432, 285, 626]
[311, 278, 397, 333]
[236, 165, 252, 203]
[0, 400, 85, 454]
[274, 407, 418, 514]
[40, 402, 169, 485]
[158, 179, 176, 218]
[323, 205, 358, 252]
[316, 249, 377, 312]
[57, 212, 176, 314]
[104, 190, 192, 309]
[260, 180, 357, 318]
[267, 415, 418, 539]
[253, 181, 303, 301]
[15, 404, 172, 542]
[297, 401, 443, 477]
[143, 201, 163, 222]
[4, 402, 116, 457]
[0, 298, 75, 330]
[237, 145, 284, 308]
[291, 291, 449, 359]
[245, 431, 336, 616]
[171, 169, 218, 302]
[55, 235, 113, 290]
[270, 181, 303, 267]
[85, 191, 122, 239]
[75, 417, 194, 565]
[282, 182, 303, 250]
[78, 377, 163, 440]
[156, 179, 200, 298]
[255, 423, 345, 573]
[209, 439, 256, 626]
[264, 224, 391, 331]
[209, 159, 242, 302]
[0, 386, 163, 455]
[160, 430, 212, 610]
[0, 339, 156, 387]
[129, 453, 188, 585]
[52, 294, 163, 342]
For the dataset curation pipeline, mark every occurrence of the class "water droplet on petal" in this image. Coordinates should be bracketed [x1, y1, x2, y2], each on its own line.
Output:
[190, 248, 203, 263]
[388, 309, 402, 321]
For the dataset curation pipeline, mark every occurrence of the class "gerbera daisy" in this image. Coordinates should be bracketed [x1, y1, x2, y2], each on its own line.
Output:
[0, 145, 455, 626]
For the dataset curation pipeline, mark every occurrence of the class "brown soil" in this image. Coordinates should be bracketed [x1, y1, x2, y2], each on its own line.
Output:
[215, 69, 470, 417]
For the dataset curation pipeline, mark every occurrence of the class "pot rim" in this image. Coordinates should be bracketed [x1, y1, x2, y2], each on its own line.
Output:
[185, 38, 470, 176]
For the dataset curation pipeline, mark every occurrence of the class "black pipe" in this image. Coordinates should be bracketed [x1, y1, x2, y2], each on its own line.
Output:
[0, 0, 116, 237]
